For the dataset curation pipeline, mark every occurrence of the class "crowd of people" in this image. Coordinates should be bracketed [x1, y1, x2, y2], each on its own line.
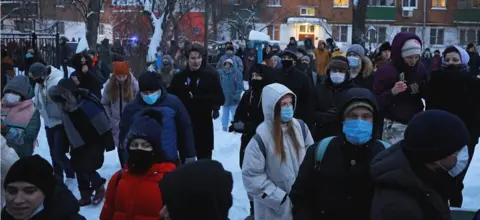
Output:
[1, 30, 480, 220]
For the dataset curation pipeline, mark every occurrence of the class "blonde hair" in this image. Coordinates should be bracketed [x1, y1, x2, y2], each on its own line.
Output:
[106, 74, 134, 102]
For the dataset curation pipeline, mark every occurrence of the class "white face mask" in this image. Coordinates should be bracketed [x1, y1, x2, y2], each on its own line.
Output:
[3, 93, 21, 103]
[446, 146, 469, 177]
[330, 72, 345, 84]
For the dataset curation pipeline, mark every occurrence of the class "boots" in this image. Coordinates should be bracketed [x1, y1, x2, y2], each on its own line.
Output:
[92, 178, 106, 205]
[78, 190, 93, 206]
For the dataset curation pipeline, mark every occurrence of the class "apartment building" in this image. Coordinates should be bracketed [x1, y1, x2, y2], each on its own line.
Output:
[1, 0, 113, 43]
[225, 0, 480, 50]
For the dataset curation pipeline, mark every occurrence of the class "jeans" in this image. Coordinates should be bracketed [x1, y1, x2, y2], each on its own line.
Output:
[222, 105, 237, 130]
[76, 170, 103, 190]
[45, 125, 74, 180]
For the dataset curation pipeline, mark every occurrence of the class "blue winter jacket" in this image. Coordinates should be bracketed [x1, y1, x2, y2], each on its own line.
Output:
[218, 66, 243, 106]
[119, 87, 196, 162]
[216, 53, 244, 74]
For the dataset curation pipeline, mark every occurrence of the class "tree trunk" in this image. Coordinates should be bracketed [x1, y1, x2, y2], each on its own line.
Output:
[86, 0, 101, 51]
[351, 0, 367, 46]
[204, 0, 209, 57]
[211, 0, 218, 41]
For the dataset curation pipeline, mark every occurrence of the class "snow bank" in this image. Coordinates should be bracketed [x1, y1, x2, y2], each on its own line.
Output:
[248, 30, 270, 42]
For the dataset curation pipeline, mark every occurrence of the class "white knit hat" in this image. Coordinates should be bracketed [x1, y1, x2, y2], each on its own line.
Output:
[401, 39, 422, 57]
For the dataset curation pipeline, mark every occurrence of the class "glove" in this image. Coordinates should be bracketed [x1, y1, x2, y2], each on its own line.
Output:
[1, 125, 10, 136]
[233, 121, 245, 131]
[212, 110, 220, 119]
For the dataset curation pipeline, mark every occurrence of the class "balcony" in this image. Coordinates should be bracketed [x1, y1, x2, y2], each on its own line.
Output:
[454, 9, 480, 23]
[366, 6, 396, 21]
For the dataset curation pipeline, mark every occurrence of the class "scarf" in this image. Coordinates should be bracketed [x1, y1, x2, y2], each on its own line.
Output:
[1, 99, 35, 129]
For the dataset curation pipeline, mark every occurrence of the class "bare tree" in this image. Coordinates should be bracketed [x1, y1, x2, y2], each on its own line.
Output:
[165, 0, 204, 42]
[1, 0, 39, 31]
[60, 0, 101, 50]
[351, 0, 367, 45]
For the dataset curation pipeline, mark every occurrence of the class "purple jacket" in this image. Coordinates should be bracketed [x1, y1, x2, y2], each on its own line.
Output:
[101, 75, 139, 147]
[373, 32, 427, 124]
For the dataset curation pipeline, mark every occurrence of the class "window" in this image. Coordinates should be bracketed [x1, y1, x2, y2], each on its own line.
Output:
[368, 0, 395, 6]
[333, 25, 348, 42]
[55, 0, 65, 6]
[57, 21, 65, 34]
[266, 0, 281, 6]
[402, 0, 417, 7]
[334, 0, 349, 7]
[367, 26, 387, 43]
[459, 29, 479, 45]
[300, 7, 315, 16]
[299, 25, 315, 33]
[101, 0, 105, 11]
[268, 25, 280, 41]
[99, 24, 105, 35]
[432, 0, 446, 7]
[401, 27, 416, 33]
[430, 28, 444, 45]
[14, 20, 33, 32]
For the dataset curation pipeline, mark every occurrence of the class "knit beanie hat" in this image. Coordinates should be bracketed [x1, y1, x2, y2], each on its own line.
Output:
[4, 155, 55, 197]
[4, 75, 31, 99]
[347, 44, 365, 57]
[57, 78, 78, 93]
[401, 39, 422, 57]
[113, 61, 130, 76]
[282, 49, 298, 60]
[379, 42, 391, 53]
[160, 160, 233, 220]
[343, 101, 374, 116]
[28, 62, 47, 78]
[327, 56, 350, 72]
[125, 110, 164, 158]
[300, 55, 311, 63]
[402, 110, 470, 163]
[138, 71, 163, 92]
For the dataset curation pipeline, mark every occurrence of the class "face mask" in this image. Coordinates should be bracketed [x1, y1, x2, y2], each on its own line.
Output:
[25, 53, 34, 58]
[250, 80, 264, 90]
[343, 120, 373, 145]
[127, 149, 155, 174]
[3, 93, 21, 103]
[441, 146, 469, 177]
[142, 91, 161, 105]
[281, 60, 294, 69]
[347, 56, 361, 68]
[226, 50, 233, 55]
[330, 72, 345, 84]
[280, 106, 294, 122]
[298, 63, 309, 71]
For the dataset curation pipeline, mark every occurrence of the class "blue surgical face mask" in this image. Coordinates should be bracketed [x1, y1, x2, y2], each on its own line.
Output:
[330, 72, 345, 84]
[26, 53, 34, 58]
[343, 119, 373, 145]
[280, 106, 294, 122]
[347, 56, 361, 68]
[142, 91, 161, 105]
[444, 146, 469, 177]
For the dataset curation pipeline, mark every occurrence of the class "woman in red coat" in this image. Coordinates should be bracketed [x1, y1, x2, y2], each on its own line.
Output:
[100, 111, 176, 220]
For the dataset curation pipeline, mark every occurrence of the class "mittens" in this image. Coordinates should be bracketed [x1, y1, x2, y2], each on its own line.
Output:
[212, 110, 220, 119]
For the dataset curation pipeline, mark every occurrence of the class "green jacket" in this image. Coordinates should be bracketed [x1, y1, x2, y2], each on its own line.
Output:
[7, 110, 41, 158]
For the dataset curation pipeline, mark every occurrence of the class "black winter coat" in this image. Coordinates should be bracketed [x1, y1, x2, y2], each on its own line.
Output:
[290, 137, 387, 220]
[468, 52, 480, 75]
[1, 178, 86, 220]
[168, 65, 225, 155]
[353, 72, 374, 91]
[313, 78, 354, 141]
[370, 143, 453, 220]
[273, 67, 315, 132]
[233, 89, 264, 150]
[70, 70, 103, 99]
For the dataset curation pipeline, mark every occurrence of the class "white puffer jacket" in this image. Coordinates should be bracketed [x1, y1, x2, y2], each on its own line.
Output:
[242, 83, 314, 220]
[1, 135, 19, 187]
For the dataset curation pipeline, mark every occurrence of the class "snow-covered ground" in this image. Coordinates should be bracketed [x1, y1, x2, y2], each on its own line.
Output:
[33, 116, 480, 219]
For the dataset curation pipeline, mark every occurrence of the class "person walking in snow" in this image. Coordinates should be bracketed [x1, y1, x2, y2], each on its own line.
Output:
[290, 87, 389, 220]
[168, 44, 225, 160]
[49, 78, 113, 206]
[70, 52, 104, 99]
[314, 40, 331, 77]
[216, 42, 244, 75]
[373, 32, 427, 144]
[28, 62, 75, 181]
[242, 83, 314, 220]
[101, 61, 139, 167]
[370, 110, 470, 220]
[158, 55, 177, 87]
[1, 75, 40, 158]
[467, 43, 480, 76]
[100, 110, 177, 220]
[426, 45, 480, 207]
[2, 155, 86, 220]
[119, 71, 196, 165]
[159, 160, 233, 220]
[218, 58, 243, 131]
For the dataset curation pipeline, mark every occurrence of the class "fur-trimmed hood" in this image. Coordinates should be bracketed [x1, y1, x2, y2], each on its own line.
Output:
[361, 56, 374, 78]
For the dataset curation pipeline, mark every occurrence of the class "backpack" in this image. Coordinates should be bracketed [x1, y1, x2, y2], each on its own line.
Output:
[313, 136, 391, 169]
[252, 119, 308, 159]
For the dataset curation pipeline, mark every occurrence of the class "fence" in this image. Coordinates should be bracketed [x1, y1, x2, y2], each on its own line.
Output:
[1, 32, 61, 71]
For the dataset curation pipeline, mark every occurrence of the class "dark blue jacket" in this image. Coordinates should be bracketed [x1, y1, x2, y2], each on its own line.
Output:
[119, 88, 196, 162]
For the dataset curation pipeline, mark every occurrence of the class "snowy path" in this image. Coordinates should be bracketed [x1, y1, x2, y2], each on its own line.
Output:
[33, 117, 480, 219]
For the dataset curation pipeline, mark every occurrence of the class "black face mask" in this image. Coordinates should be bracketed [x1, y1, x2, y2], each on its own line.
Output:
[127, 149, 155, 174]
[250, 79, 265, 90]
[282, 60, 294, 69]
[298, 63, 309, 71]
[442, 63, 470, 72]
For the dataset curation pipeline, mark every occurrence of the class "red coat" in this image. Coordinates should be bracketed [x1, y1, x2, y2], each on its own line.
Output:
[100, 162, 176, 220]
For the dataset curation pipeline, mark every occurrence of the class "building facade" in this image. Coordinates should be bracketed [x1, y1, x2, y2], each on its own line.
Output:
[1, 0, 113, 43]
[225, 0, 480, 51]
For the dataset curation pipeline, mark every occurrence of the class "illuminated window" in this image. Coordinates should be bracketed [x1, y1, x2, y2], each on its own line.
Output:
[334, 0, 349, 8]
[300, 7, 315, 16]
[432, 0, 446, 7]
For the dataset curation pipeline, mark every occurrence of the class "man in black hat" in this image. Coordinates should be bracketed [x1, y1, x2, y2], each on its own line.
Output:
[370, 110, 470, 219]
